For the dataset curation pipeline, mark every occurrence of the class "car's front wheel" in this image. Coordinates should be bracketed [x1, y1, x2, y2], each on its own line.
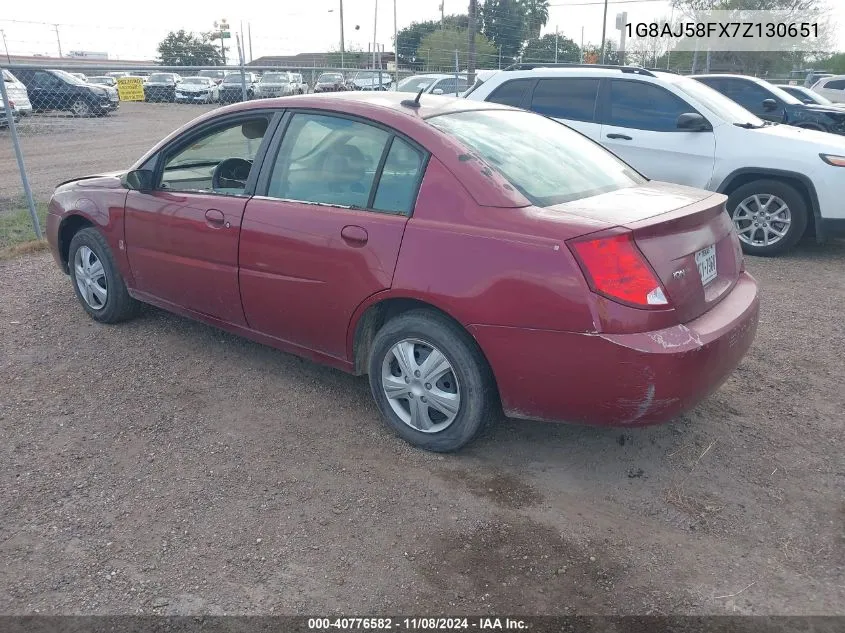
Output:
[70, 99, 93, 117]
[726, 179, 808, 256]
[68, 228, 139, 323]
[368, 310, 496, 452]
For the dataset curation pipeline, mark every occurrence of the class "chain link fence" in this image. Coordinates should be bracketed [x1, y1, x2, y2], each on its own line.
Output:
[0, 62, 424, 252]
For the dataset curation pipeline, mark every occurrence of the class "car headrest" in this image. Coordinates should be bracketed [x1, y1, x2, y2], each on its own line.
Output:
[242, 118, 268, 140]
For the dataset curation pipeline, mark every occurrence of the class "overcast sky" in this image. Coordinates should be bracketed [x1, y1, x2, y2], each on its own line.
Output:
[2, 0, 843, 62]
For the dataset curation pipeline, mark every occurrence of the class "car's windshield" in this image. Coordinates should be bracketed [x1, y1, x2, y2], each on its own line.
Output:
[182, 77, 209, 85]
[796, 88, 832, 104]
[428, 109, 645, 207]
[223, 74, 247, 84]
[89, 77, 112, 85]
[398, 76, 437, 92]
[318, 73, 343, 83]
[761, 82, 803, 106]
[666, 75, 765, 126]
[262, 73, 289, 83]
[53, 69, 89, 86]
[198, 70, 224, 78]
[149, 73, 175, 83]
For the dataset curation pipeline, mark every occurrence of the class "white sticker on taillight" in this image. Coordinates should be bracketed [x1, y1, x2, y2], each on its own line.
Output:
[647, 287, 668, 305]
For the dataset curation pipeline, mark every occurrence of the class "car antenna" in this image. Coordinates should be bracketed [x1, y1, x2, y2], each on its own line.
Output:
[401, 88, 425, 109]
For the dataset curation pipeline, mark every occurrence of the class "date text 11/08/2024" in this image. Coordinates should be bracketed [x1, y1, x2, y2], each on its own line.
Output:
[308, 617, 528, 631]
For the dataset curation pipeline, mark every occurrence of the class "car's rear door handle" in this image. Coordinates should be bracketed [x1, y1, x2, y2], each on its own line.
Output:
[205, 208, 226, 227]
[341, 225, 368, 247]
[606, 133, 633, 140]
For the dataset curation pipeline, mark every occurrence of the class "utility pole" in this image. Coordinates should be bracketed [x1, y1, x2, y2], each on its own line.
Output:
[1, 29, 10, 64]
[372, 0, 378, 70]
[248, 23, 253, 63]
[440, 2, 445, 29]
[240, 21, 245, 65]
[53, 24, 62, 58]
[600, 0, 608, 63]
[339, 0, 346, 69]
[616, 12, 627, 66]
[581, 26, 584, 62]
[393, 0, 398, 89]
[555, 25, 559, 63]
[467, 0, 477, 86]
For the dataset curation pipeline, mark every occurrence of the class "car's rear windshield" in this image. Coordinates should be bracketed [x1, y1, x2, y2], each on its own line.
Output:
[318, 73, 343, 82]
[223, 74, 246, 84]
[181, 77, 208, 84]
[427, 109, 645, 207]
[262, 73, 289, 83]
[149, 74, 174, 82]
[398, 76, 436, 92]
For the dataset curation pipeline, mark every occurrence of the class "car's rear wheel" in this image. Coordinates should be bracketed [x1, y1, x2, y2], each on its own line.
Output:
[368, 310, 496, 452]
[68, 228, 139, 323]
[726, 180, 808, 256]
[71, 99, 93, 117]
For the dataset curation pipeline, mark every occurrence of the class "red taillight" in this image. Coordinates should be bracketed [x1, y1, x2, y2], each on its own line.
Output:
[569, 231, 669, 309]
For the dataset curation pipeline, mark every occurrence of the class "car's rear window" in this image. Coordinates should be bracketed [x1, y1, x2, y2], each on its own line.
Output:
[427, 109, 645, 207]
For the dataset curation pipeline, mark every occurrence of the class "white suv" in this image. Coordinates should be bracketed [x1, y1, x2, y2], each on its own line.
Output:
[465, 65, 845, 256]
[811, 75, 845, 104]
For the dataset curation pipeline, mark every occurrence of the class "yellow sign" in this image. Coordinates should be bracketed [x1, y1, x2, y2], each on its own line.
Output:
[117, 77, 144, 101]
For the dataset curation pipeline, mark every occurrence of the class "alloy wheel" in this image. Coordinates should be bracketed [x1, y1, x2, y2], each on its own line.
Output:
[732, 194, 791, 248]
[381, 339, 461, 433]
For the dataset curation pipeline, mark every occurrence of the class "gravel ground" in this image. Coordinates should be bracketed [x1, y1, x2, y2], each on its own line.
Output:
[0, 103, 216, 213]
[1, 241, 843, 615]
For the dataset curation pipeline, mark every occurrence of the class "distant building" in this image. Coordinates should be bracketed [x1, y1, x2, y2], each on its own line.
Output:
[66, 51, 109, 60]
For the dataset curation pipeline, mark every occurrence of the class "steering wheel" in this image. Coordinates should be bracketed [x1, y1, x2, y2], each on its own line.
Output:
[212, 157, 253, 190]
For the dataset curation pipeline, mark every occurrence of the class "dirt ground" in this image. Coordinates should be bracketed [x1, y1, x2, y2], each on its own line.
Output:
[1, 102, 843, 616]
[0, 103, 216, 212]
[1, 241, 843, 615]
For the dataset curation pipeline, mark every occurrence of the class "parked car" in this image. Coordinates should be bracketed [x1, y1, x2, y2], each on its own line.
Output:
[218, 72, 258, 103]
[776, 84, 843, 107]
[45, 93, 759, 452]
[691, 74, 845, 137]
[398, 73, 470, 96]
[70, 73, 87, 82]
[313, 72, 347, 93]
[811, 75, 845, 104]
[288, 73, 307, 94]
[105, 71, 131, 79]
[2, 69, 33, 116]
[805, 71, 833, 88]
[144, 73, 182, 102]
[197, 69, 227, 85]
[255, 72, 296, 98]
[13, 68, 118, 116]
[348, 70, 393, 91]
[87, 76, 118, 88]
[0, 93, 21, 127]
[174, 76, 219, 104]
[465, 65, 845, 255]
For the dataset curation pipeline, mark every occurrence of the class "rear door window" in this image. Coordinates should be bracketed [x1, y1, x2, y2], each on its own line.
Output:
[486, 79, 533, 108]
[823, 79, 845, 90]
[529, 78, 600, 122]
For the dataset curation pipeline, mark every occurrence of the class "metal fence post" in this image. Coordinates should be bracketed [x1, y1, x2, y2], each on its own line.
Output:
[0, 67, 42, 240]
[236, 34, 248, 102]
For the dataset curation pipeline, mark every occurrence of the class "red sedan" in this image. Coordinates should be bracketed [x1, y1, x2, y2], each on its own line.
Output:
[46, 93, 759, 452]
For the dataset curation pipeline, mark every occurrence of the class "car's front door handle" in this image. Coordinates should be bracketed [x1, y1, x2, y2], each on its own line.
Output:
[205, 208, 226, 227]
[341, 225, 368, 247]
[606, 133, 633, 140]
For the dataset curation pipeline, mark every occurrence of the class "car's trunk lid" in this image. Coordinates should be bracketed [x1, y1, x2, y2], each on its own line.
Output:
[551, 182, 743, 323]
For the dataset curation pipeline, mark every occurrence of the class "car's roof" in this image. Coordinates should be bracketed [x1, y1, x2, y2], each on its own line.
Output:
[689, 73, 764, 82]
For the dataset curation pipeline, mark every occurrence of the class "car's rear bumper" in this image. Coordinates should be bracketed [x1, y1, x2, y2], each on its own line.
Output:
[470, 272, 759, 426]
[817, 217, 845, 240]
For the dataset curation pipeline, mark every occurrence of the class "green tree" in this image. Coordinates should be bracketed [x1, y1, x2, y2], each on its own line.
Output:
[480, 0, 525, 64]
[523, 0, 550, 40]
[326, 47, 368, 68]
[521, 34, 579, 63]
[417, 29, 497, 72]
[396, 14, 469, 69]
[157, 30, 222, 66]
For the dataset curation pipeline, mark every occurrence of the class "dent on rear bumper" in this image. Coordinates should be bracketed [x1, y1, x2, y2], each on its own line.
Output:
[470, 273, 759, 427]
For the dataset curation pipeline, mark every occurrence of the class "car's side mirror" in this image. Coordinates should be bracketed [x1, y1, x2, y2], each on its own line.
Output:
[123, 169, 155, 193]
[676, 112, 712, 132]
[762, 98, 778, 112]
[432, 88, 444, 95]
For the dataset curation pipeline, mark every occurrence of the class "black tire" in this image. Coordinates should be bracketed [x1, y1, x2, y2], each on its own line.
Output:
[726, 179, 808, 257]
[368, 309, 497, 452]
[68, 227, 139, 324]
[70, 99, 93, 117]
